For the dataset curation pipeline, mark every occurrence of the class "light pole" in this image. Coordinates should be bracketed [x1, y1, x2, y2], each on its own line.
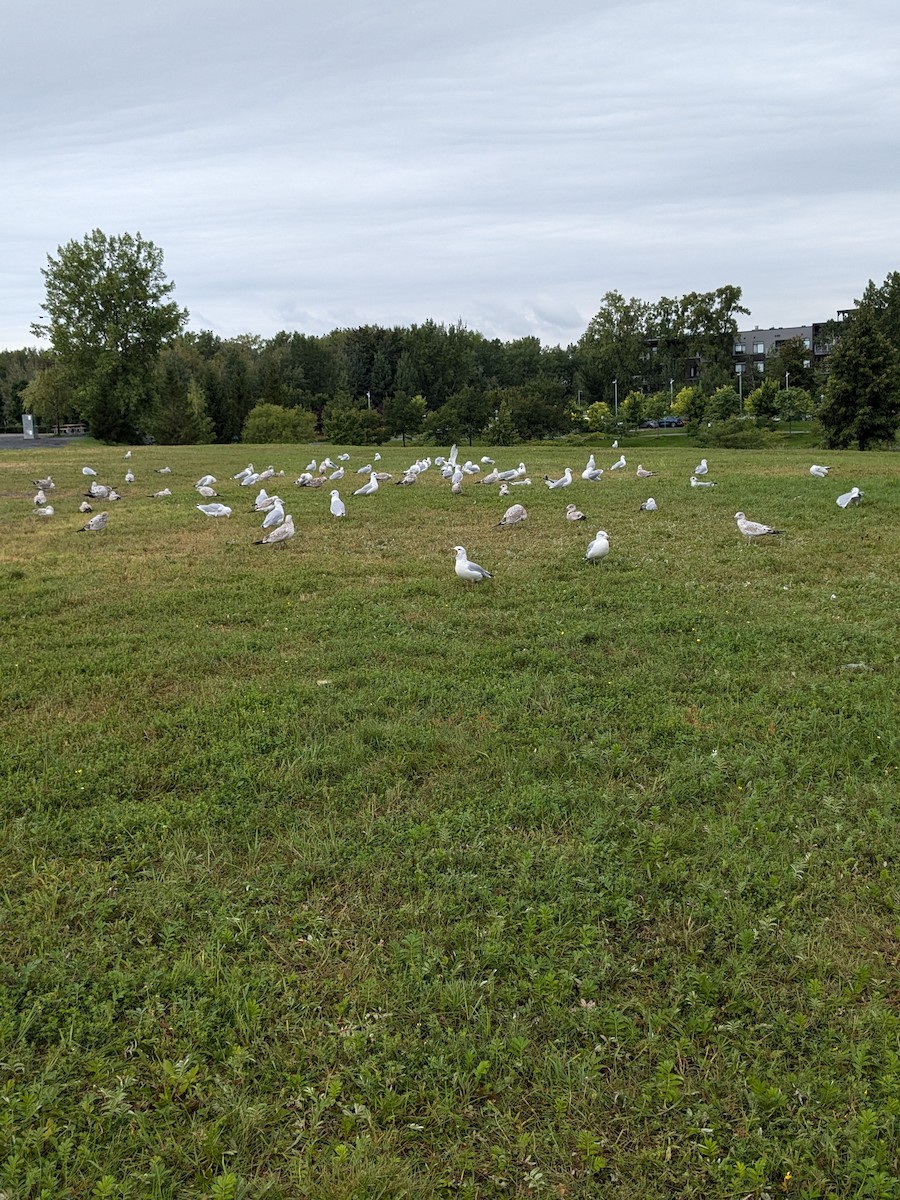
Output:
[784, 372, 790, 392]
[613, 379, 618, 419]
[738, 369, 743, 413]
[669, 378, 674, 405]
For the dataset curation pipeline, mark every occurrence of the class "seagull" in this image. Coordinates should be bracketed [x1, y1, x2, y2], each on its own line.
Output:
[640, 497, 658, 511]
[196, 475, 217, 488]
[509, 477, 532, 486]
[611, 440, 618, 449]
[545, 467, 573, 490]
[233, 464, 254, 481]
[374, 452, 382, 461]
[256, 466, 276, 481]
[82, 466, 97, 476]
[499, 503, 528, 527]
[690, 476, 715, 488]
[261, 500, 285, 529]
[156, 466, 172, 475]
[77, 511, 109, 532]
[609, 455, 626, 471]
[240, 473, 260, 487]
[355, 463, 373, 474]
[196, 485, 218, 498]
[565, 504, 586, 521]
[734, 511, 784, 541]
[152, 488, 172, 498]
[79, 501, 93, 513]
[396, 471, 418, 486]
[87, 483, 111, 498]
[124, 470, 135, 484]
[582, 455, 604, 482]
[497, 462, 527, 482]
[328, 467, 345, 481]
[373, 471, 393, 482]
[836, 487, 863, 508]
[304, 459, 317, 473]
[585, 530, 610, 563]
[107, 490, 122, 502]
[124, 450, 132, 459]
[479, 467, 501, 485]
[330, 490, 346, 517]
[636, 464, 657, 478]
[694, 458, 709, 476]
[809, 465, 831, 477]
[481, 456, 495, 464]
[255, 514, 295, 546]
[33, 476, 54, 490]
[498, 483, 509, 497]
[354, 472, 379, 496]
[196, 503, 232, 517]
[34, 505, 54, 517]
[337, 453, 350, 461]
[450, 466, 464, 490]
[33, 489, 47, 506]
[453, 545, 493, 583]
[253, 489, 272, 509]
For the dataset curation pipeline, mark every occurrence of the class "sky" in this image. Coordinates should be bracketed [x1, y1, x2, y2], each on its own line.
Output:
[3, 0, 899, 351]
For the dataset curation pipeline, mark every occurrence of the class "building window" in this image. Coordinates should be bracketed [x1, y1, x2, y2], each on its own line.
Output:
[803, 359, 810, 369]
[756, 361, 765, 372]
[803, 338, 811, 349]
[735, 363, 744, 374]
[734, 343, 746, 355]
[753, 341, 765, 354]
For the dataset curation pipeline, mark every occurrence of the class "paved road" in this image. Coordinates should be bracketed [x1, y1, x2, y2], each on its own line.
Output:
[0, 435, 87, 451]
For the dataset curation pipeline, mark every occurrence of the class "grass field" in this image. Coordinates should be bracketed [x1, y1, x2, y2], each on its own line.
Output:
[1, 440, 898, 1199]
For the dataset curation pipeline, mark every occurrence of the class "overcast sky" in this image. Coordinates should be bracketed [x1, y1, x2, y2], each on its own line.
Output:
[3, 0, 899, 351]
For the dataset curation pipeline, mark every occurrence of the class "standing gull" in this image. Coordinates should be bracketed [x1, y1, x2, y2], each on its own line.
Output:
[354, 472, 379, 496]
[330, 490, 346, 517]
[584, 530, 610, 563]
[498, 504, 528, 527]
[544, 467, 573, 490]
[609, 455, 626, 472]
[452, 546, 493, 583]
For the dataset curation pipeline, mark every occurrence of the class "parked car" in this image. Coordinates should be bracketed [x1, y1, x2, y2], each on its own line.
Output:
[657, 416, 686, 428]
[639, 420, 658, 428]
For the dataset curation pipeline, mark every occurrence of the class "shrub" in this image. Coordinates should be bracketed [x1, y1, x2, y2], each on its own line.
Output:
[242, 403, 316, 444]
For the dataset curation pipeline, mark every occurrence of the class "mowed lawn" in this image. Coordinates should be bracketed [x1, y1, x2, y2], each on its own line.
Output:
[1, 441, 898, 1200]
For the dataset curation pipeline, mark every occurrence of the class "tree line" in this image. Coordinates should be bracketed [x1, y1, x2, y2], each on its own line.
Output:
[4, 229, 898, 448]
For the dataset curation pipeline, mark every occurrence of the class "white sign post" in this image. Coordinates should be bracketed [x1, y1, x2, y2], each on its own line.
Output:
[22, 414, 35, 439]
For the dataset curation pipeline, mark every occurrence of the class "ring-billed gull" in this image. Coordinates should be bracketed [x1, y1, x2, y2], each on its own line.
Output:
[565, 504, 586, 521]
[197, 503, 232, 517]
[124, 450, 132, 459]
[328, 467, 345, 481]
[196, 475, 217, 488]
[734, 511, 783, 541]
[33, 489, 47, 506]
[79, 501, 93, 513]
[125, 469, 135, 484]
[255, 514, 295, 545]
[152, 488, 172, 498]
[33, 476, 54, 490]
[354, 473, 379, 496]
[196, 485, 218, 498]
[34, 505, 54, 517]
[261, 500, 286, 529]
[330, 489, 346, 517]
[809, 464, 831, 477]
[497, 462, 527, 481]
[609, 455, 626, 471]
[690, 475, 715, 488]
[155, 466, 172, 475]
[640, 497, 658, 511]
[544, 467, 573, 489]
[694, 458, 709, 475]
[355, 463, 373, 474]
[636, 465, 657, 478]
[453, 545, 493, 583]
[836, 487, 863, 508]
[77, 511, 109, 532]
[585, 530, 610, 563]
[498, 503, 527, 527]
[82, 466, 97, 476]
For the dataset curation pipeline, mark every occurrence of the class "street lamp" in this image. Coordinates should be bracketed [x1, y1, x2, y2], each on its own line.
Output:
[784, 372, 790, 391]
[613, 379, 618, 418]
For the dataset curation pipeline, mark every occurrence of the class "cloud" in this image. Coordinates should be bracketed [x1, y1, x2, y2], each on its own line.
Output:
[4, 0, 899, 348]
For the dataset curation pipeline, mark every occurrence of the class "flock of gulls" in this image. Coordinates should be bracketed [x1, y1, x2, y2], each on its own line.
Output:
[25, 446, 866, 583]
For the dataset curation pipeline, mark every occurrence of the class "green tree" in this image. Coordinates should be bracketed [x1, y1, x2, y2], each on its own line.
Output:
[818, 307, 900, 448]
[584, 401, 612, 432]
[622, 389, 644, 427]
[706, 385, 741, 421]
[21, 364, 77, 435]
[766, 337, 819, 393]
[242, 403, 316, 443]
[31, 230, 188, 441]
[383, 392, 426, 446]
[745, 378, 780, 420]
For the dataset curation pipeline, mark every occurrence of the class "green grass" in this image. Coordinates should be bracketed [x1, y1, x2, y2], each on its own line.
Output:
[1, 442, 898, 1199]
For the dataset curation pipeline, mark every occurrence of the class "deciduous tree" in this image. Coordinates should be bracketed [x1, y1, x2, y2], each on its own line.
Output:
[31, 230, 188, 441]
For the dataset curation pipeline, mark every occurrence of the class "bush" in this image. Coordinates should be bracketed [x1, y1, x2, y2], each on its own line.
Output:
[242, 403, 316, 444]
[691, 417, 786, 449]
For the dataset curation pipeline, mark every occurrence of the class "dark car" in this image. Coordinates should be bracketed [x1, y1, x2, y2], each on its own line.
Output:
[657, 416, 686, 428]
[639, 420, 658, 428]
